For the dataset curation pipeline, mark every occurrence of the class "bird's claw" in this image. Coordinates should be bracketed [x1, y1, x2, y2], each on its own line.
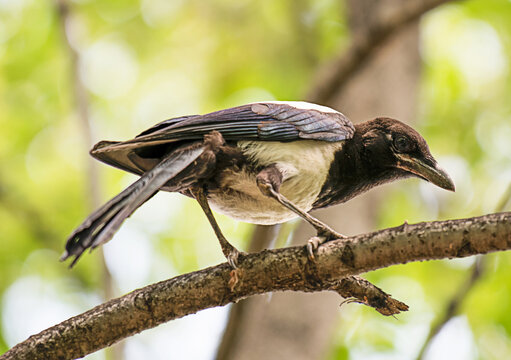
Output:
[226, 249, 240, 269]
[307, 236, 323, 261]
[224, 248, 245, 290]
[308, 229, 346, 261]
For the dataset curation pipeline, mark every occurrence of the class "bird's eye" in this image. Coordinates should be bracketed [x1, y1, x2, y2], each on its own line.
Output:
[393, 135, 413, 153]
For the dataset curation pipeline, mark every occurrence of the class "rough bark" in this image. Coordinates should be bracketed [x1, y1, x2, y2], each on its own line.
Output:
[2, 212, 510, 360]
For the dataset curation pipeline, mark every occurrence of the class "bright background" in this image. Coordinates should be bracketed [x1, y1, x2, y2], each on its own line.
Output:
[1, 0, 511, 359]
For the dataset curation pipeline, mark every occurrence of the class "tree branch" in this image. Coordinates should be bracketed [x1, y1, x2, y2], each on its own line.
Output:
[2, 212, 510, 360]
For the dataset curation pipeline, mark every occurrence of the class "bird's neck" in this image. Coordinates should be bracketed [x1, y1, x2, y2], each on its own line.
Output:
[313, 131, 400, 209]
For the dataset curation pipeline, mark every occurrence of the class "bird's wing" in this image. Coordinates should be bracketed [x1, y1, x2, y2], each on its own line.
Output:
[91, 102, 354, 174]
[134, 101, 354, 142]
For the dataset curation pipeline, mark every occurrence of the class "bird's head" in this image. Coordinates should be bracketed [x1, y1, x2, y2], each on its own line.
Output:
[356, 118, 455, 192]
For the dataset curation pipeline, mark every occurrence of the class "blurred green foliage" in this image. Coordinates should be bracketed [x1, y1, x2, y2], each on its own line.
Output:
[1, 0, 511, 359]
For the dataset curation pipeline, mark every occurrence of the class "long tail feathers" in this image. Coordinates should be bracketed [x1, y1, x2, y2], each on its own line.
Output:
[61, 145, 206, 267]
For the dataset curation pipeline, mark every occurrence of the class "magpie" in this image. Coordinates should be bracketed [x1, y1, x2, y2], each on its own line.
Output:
[62, 101, 455, 267]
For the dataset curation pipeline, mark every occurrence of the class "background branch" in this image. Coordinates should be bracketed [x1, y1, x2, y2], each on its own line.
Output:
[55, 1, 123, 358]
[306, 0, 451, 104]
[2, 212, 510, 360]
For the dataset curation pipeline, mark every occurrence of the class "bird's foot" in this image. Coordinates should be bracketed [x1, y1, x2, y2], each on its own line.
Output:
[225, 247, 242, 269]
[221, 244, 245, 290]
[307, 237, 323, 261]
[307, 228, 347, 261]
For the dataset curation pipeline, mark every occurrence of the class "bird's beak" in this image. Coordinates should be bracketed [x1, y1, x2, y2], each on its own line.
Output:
[395, 154, 455, 192]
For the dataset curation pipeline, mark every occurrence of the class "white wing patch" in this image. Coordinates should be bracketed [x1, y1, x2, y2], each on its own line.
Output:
[252, 100, 340, 114]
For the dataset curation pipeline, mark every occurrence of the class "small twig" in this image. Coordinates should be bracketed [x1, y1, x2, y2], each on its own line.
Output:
[335, 276, 408, 316]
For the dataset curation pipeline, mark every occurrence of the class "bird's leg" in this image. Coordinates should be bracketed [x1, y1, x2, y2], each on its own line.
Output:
[191, 186, 242, 269]
[256, 166, 346, 260]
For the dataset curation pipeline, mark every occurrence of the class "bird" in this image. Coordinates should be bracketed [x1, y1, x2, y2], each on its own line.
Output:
[62, 101, 455, 268]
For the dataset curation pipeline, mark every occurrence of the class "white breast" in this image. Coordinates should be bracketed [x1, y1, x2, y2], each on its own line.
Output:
[208, 140, 344, 225]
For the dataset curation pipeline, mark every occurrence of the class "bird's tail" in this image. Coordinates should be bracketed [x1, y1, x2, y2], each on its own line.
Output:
[61, 145, 206, 267]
